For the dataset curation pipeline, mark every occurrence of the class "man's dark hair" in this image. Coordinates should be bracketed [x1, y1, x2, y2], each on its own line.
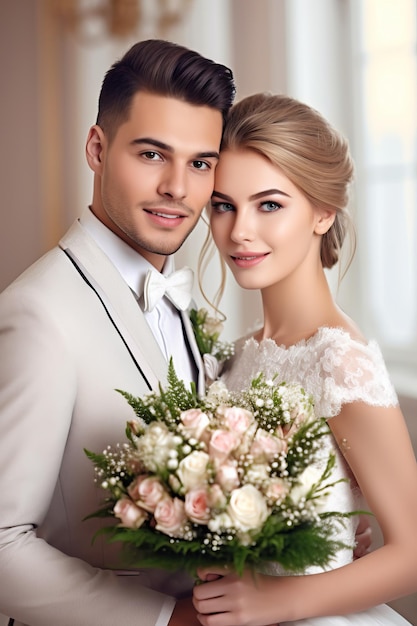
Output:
[96, 39, 236, 140]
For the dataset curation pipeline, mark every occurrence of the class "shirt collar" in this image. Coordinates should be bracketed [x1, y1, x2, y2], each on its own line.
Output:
[79, 207, 175, 298]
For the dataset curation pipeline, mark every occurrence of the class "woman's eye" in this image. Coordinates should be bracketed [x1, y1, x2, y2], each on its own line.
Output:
[260, 201, 283, 212]
[211, 201, 234, 213]
[192, 160, 210, 170]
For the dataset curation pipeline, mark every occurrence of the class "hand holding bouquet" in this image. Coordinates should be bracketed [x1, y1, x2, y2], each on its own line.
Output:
[86, 362, 349, 576]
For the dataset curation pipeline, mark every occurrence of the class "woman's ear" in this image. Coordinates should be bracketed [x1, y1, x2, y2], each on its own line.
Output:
[85, 125, 106, 173]
[314, 207, 336, 235]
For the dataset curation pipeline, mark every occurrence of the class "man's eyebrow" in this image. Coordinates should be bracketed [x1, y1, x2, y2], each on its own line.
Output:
[212, 188, 291, 201]
[131, 137, 219, 160]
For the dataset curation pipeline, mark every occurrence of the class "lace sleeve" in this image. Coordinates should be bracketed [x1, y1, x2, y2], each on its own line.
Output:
[316, 334, 399, 418]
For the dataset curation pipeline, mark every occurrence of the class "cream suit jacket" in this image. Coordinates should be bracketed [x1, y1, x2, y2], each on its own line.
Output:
[0, 217, 205, 626]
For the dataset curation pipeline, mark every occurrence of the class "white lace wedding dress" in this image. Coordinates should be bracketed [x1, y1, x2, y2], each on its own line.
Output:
[221, 327, 413, 625]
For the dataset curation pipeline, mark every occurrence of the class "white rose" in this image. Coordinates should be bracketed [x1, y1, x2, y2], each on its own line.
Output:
[290, 466, 326, 509]
[177, 450, 210, 490]
[227, 484, 268, 533]
[203, 315, 224, 337]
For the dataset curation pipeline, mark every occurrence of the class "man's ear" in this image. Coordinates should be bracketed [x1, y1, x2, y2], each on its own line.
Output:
[85, 125, 106, 173]
[314, 206, 336, 235]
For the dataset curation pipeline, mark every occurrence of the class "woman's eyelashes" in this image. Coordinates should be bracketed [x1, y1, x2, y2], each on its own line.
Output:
[210, 199, 284, 213]
[259, 200, 283, 212]
[210, 200, 235, 213]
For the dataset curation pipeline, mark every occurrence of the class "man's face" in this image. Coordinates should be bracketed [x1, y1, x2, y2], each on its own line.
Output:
[87, 92, 223, 270]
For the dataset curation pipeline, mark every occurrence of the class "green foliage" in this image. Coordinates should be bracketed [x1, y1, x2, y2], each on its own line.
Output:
[116, 359, 198, 429]
[92, 511, 350, 577]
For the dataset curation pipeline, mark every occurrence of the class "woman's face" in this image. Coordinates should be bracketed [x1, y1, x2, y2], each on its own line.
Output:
[210, 148, 334, 291]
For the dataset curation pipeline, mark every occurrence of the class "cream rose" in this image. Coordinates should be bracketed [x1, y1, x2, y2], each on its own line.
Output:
[290, 466, 325, 507]
[177, 450, 210, 490]
[202, 314, 223, 337]
[154, 497, 187, 537]
[113, 497, 147, 529]
[227, 484, 268, 533]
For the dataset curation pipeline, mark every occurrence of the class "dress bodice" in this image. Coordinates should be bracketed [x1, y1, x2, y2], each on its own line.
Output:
[223, 327, 398, 418]
[221, 327, 398, 575]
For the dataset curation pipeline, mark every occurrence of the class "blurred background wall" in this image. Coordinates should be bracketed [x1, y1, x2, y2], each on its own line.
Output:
[0, 0, 416, 621]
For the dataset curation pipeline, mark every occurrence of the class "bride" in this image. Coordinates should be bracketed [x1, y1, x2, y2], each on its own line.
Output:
[192, 93, 417, 625]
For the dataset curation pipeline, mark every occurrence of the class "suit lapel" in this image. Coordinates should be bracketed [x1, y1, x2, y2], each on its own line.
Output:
[60, 219, 168, 391]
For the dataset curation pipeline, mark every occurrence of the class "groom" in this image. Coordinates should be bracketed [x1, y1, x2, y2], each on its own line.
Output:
[0, 39, 235, 626]
[0, 38, 370, 626]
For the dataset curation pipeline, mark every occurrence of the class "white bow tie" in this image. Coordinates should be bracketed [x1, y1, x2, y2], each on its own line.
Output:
[143, 267, 194, 312]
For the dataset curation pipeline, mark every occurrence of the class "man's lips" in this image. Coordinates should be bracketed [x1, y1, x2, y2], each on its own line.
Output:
[144, 208, 187, 218]
[144, 207, 188, 225]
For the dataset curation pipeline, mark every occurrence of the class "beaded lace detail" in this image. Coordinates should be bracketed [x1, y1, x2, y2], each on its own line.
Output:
[222, 327, 398, 418]
[222, 327, 398, 575]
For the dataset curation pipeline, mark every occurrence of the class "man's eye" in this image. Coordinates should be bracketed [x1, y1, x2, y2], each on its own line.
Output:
[142, 151, 161, 161]
[192, 160, 210, 170]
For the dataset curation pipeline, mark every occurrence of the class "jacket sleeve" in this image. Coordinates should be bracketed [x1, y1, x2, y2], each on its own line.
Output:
[0, 284, 176, 626]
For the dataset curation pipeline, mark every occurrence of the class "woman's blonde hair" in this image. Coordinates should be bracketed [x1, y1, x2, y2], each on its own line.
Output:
[198, 93, 356, 310]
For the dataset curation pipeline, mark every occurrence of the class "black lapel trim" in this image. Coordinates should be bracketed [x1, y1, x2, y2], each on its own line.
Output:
[63, 249, 152, 391]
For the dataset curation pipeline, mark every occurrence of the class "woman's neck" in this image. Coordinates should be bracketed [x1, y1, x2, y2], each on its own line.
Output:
[257, 267, 339, 347]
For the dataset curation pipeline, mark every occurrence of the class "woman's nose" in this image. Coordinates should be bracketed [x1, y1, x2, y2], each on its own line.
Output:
[230, 211, 255, 243]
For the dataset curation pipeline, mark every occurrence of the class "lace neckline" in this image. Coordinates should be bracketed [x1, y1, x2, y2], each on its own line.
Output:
[246, 326, 369, 353]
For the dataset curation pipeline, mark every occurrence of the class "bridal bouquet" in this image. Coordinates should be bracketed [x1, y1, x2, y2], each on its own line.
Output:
[85, 362, 348, 576]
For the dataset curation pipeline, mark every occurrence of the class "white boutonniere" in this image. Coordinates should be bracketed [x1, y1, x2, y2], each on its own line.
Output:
[189, 308, 234, 384]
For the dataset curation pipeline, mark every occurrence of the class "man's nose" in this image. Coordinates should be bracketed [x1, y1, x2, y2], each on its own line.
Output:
[157, 163, 187, 200]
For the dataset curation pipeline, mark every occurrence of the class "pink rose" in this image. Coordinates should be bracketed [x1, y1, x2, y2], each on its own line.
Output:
[185, 488, 211, 524]
[128, 475, 168, 513]
[209, 429, 239, 464]
[250, 429, 287, 462]
[221, 406, 254, 434]
[215, 461, 240, 492]
[113, 497, 147, 529]
[154, 497, 187, 537]
[180, 408, 210, 441]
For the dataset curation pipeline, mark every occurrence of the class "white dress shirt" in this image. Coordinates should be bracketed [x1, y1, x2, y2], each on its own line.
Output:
[80, 208, 195, 387]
